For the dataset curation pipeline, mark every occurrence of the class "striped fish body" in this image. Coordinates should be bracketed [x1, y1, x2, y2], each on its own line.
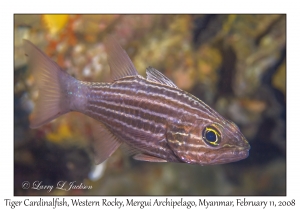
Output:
[81, 77, 181, 163]
[24, 38, 250, 165]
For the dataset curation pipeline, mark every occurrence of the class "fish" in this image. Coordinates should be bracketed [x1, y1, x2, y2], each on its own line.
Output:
[23, 38, 250, 166]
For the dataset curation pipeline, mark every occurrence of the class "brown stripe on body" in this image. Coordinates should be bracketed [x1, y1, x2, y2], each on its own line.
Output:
[79, 76, 221, 161]
[87, 76, 221, 122]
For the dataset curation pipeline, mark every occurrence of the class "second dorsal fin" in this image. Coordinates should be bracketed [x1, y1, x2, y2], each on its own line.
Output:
[146, 66, 178, 88]
[104, 37, 138, 81]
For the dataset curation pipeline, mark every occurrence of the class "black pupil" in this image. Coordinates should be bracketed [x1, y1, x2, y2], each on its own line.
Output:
[206, 130, 216, 142]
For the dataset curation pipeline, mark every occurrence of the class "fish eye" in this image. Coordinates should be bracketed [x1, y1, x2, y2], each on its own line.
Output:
[202, 126, 221, 147]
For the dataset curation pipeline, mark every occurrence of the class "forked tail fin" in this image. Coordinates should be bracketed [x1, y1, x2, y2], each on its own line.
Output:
[23, 40, 76, 128]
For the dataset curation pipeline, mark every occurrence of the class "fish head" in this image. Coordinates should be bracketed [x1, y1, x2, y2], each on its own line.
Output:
[167, 118, 250, 165]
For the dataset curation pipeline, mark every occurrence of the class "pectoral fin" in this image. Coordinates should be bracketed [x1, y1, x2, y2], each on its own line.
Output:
[133, 154, 167, 162]
[120, 143, 140, 157]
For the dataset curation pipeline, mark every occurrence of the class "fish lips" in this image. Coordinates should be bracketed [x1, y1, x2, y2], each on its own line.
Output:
[202, 145, 251, 165]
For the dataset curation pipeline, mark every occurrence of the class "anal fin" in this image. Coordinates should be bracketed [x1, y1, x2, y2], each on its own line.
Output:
[92, 122, 122, 165]
[133, 154, 167, 162]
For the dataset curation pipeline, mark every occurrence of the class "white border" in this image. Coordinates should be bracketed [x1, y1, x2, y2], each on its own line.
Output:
[1, 1, 298, 209]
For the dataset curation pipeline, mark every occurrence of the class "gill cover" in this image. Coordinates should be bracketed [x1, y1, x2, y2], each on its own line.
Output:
[166, 122, 193, 163]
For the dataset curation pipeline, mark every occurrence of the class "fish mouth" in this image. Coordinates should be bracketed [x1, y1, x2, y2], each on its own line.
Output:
[232, 147, 250, 160]
[218, 135, 251, 164]
[216, 146, 250, 164]
[200, 146, 250, 165]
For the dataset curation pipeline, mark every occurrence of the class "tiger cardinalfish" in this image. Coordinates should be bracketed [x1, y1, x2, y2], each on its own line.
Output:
[23, 38, 250, 165]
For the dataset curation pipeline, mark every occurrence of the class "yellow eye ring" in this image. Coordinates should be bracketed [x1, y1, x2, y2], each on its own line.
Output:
[202, 126, 221, 146]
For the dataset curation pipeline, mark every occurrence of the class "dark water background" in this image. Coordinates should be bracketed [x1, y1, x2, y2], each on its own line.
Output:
[14, 14, 286, 195]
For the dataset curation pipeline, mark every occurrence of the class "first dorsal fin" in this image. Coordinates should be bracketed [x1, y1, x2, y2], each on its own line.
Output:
[146, 66, 178, 88]
[104, 37, 138, 81]
[92, 122, 122, 165]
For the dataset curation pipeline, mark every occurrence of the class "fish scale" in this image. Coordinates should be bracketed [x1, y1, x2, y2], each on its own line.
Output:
[83, 79, 179, 161]
[24, 38, 250, 165]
